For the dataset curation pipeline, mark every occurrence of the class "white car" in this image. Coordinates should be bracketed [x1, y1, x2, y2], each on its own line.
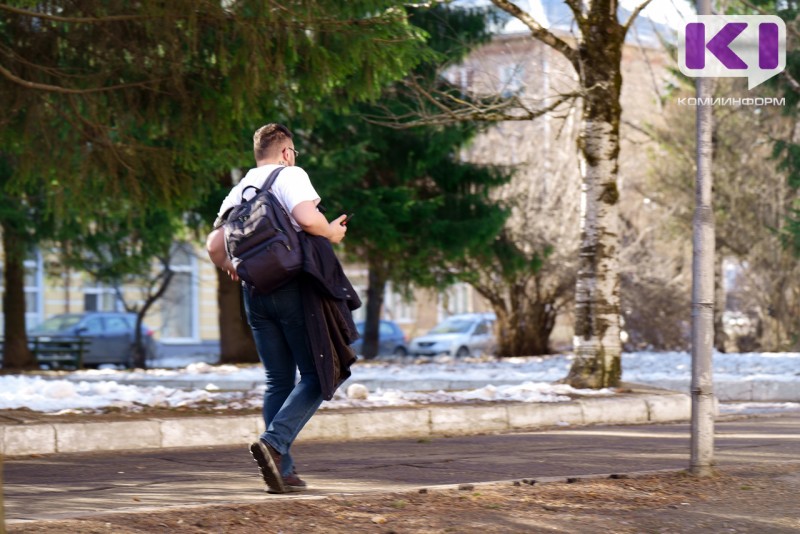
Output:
[409, 313, 496, 358]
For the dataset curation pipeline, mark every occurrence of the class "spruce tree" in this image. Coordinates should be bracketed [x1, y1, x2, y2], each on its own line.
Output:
[302, 5, 511, 359]
[0, 1, 426, 369]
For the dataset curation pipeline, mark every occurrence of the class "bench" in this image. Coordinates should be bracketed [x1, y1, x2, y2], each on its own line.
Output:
[0, 337, 91, 369]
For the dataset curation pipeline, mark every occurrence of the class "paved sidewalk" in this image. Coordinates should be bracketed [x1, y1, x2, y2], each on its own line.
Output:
[5, 415, 800, 525]
[0, 385, 691, 456]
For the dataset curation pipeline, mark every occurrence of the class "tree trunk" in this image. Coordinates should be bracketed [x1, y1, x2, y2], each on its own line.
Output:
[361, 259, 388, 360]
[1, 222, 36, 369]
[495, 299, 556, 356]
[565, 23, 625, 389]
[131, 268, 174, 369]
[690, 63, 716, 477]
[216, 270, 258, 364]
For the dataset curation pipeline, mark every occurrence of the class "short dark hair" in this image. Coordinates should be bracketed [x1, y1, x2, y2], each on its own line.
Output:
[253, 123, 293, 161]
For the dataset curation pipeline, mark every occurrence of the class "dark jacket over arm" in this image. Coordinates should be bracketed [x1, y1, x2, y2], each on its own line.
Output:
[299, 233, 361, 400]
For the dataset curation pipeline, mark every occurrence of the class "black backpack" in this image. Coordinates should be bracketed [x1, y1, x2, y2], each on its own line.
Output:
[223, 167, 303, 293]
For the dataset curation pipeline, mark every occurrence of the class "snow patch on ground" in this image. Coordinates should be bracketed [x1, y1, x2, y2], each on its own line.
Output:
[1, 351, 798, 415]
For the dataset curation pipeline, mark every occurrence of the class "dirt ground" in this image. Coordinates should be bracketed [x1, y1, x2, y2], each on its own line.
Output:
[7, 463, 800, 533]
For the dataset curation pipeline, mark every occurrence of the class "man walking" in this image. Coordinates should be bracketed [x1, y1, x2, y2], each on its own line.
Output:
[207, 123, 356, 493]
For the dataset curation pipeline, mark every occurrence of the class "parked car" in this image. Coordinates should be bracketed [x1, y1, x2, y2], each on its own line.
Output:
[350, 320, 409, 357]
[408, 313, 496, 358]
[28, 312, 159, 368]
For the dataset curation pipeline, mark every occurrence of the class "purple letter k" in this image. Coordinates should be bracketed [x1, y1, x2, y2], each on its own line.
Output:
[686, 22, 748, 70]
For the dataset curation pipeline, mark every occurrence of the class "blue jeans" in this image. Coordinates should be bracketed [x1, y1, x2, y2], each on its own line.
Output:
[242, 279, 322, 477]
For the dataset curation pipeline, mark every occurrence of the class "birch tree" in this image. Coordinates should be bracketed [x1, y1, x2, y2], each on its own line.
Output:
[374, 0, 655, 378]
[486, 0, 653, 387]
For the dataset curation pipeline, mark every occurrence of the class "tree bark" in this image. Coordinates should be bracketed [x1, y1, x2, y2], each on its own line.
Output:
[565, 17, 625, 389]
[690, 60, 716, 478]
[216, 269, 258, 364]
[361, 258, 388, 360]
[131, 267, 173, 369]
[1, 222, 36, 369]
[495, 299, 556, 356]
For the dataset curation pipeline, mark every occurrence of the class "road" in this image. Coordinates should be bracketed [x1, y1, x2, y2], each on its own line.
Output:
[5, 414, 800, 524]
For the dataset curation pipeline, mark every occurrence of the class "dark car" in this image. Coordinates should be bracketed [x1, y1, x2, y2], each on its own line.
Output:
[351, 320, 408, 357]
[28, 312, 159, 368]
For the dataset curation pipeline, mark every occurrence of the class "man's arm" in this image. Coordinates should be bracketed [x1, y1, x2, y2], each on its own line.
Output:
[206, 228, 239, 281]
[292, 201, 348, 243]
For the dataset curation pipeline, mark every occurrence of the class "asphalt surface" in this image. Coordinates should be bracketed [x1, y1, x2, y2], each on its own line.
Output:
[4, 414, 800, 524]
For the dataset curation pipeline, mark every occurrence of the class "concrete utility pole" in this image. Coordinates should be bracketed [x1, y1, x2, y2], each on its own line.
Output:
[1, 453, 5, 532]
[691, 0, 716, 477]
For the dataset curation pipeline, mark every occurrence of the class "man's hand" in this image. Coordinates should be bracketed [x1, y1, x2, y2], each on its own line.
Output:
[293, 201, 348, 243]
[327, 214, 348, 244]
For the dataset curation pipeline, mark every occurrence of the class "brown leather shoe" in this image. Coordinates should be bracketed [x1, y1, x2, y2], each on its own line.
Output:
[283, 469, 308, 492]
[249, 441, 286, 494]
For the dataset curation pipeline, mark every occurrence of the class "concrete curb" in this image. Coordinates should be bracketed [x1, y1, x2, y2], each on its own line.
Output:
[0, 392, 690, 457]
[634, 379, 800, 402]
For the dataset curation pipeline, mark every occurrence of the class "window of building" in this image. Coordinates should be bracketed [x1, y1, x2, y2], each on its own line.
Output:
[83, 283, 122, 312]
[160, 244, 198, 342]
[439, 283, 472, 319]
[383, 282, 415, 325]
[25, 252, 44, 328]
[348, 282, 416, 326]
[351, 285, 367, 323]
[500, 64, 526, 97]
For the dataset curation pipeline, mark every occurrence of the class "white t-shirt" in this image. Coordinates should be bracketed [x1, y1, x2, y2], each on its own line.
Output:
[215, 165, 320, 231]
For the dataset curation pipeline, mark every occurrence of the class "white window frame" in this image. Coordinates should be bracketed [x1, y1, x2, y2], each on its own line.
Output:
[25, 251, 45, 328]
[83, 282, 123, 312]
[159, 244, 200, 344]
[437, 283, 473, 322]
[383, 282, 415, 325]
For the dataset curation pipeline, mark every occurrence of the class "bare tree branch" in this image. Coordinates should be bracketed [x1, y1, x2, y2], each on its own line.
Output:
[782, 69, 800, 93]
[363, 87, 581, 128]
[736, 0, 800, 38]
[562, 0, 588, 33]
[489, 0, 580, 70]
[623, 0, 655, 36]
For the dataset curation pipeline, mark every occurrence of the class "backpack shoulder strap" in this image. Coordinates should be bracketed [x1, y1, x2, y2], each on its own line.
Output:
[261, 166, 285, 192]
[241, 166, 285, 202]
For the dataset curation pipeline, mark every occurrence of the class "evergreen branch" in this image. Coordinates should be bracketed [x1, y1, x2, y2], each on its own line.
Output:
[489, 0, 579, 70]
[0, 3, 151, 23]
[0, 62, 163, 94]
[0, 43, 73, 80]
[623, 0, 654, 37]
[0, 2, 408, 32]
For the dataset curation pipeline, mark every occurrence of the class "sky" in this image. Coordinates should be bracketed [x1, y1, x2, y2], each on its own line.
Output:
[621, 0, 696, 29]
[2, 351, 799, 417]
[458, 0, 696, 30]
